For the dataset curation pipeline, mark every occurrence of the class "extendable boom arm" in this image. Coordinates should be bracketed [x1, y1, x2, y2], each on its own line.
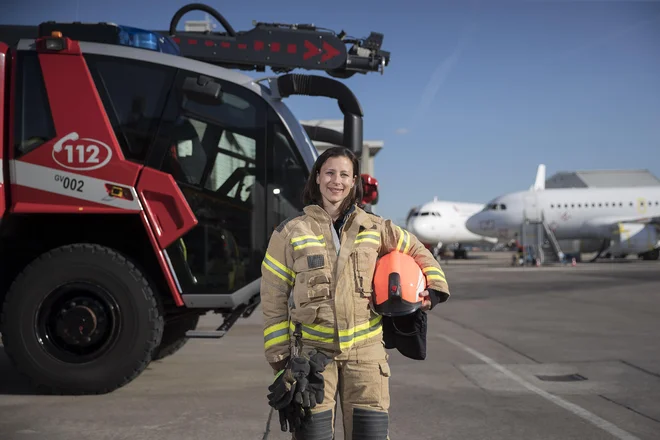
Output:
[161, 3, 391, 78]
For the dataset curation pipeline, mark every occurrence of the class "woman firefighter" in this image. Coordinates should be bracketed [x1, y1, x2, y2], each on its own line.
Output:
[261, 146, 450, 439]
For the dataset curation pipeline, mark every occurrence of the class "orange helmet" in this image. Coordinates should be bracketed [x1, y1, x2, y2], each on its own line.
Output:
[372, 251, 426, 317]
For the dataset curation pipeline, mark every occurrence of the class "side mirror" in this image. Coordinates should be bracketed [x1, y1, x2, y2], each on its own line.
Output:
[183, 75, 223, 106]
[361, 174, 379, 206]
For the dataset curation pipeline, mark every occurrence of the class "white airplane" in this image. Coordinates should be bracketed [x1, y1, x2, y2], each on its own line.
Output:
[406, 197, 498, 258]
[465, 165, 660, 260]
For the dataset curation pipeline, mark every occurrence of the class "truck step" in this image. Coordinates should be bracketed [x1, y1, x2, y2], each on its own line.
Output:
[186, 330, 227, 339]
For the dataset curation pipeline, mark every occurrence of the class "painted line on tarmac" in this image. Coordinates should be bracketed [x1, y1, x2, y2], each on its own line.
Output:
[437, 333, 641, 440]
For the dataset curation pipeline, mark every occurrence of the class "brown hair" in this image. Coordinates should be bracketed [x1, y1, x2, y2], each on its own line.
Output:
[302, 146, 364, 215]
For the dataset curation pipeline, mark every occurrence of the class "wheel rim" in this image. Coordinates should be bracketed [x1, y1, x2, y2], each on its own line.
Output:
[35, 282, 122, 364]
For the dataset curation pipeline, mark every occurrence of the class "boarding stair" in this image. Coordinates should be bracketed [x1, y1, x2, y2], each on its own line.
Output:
[520, 217, 565, 265]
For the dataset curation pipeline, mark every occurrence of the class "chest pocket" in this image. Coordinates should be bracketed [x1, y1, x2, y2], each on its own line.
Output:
[352, 229, 381, 298]
[292, 253, 331, 308]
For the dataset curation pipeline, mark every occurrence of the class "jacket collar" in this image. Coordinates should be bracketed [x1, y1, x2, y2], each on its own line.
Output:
[303, 204, 374, 230]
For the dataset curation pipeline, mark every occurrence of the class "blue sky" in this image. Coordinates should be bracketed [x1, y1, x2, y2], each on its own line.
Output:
[2, 0, 659, 223]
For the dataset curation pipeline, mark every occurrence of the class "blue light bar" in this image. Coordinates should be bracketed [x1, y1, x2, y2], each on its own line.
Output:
[115, 25, 180, 55]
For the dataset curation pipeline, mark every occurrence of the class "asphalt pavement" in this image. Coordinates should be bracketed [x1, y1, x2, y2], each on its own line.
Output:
[1, 251, 659, 440]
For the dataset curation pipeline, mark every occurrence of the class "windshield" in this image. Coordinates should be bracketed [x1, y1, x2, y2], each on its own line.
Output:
[482, 202, 507, 211]
[257, 83, 318, 171]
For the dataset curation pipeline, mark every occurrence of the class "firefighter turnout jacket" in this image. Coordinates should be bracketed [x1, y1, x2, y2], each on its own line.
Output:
[261, 204, 450, 365]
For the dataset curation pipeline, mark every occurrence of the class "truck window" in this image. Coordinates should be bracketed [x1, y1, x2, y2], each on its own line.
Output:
[84, 54, 176, 162]
[154, 70, 268, 294]
[13, 51, 57, 158]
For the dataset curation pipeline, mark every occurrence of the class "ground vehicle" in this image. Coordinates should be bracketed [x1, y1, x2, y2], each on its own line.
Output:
[0, 4, 389, 394]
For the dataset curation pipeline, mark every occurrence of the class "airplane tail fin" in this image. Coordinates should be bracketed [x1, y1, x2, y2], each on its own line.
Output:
[530, 164, 546, 191]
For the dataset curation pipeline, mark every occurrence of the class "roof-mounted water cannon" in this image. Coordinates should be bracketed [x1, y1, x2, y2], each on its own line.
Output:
[1, 3, 390, 80]
[165, 3, 390, 79]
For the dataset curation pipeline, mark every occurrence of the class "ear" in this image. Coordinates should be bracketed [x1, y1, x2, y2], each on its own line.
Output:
[315, 172, 320, 185]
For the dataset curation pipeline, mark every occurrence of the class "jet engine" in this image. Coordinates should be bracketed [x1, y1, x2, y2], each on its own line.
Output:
[607, 223, 659, 256]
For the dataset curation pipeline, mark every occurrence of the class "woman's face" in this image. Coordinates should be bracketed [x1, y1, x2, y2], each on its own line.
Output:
[316, 156, 356, 207]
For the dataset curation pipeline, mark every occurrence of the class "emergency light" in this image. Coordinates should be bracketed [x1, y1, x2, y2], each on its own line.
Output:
[37, 22, 180, 55]
[116, 25, 179, 54]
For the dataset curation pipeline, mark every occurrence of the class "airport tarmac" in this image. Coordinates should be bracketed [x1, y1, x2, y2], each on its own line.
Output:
[1, 252, 659, 440]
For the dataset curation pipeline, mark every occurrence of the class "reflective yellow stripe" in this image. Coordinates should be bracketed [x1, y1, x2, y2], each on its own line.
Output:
[289, 321, 335, 343]
[294, 242, 326, 250]
[285, 315, 383, 349]
[357, 231, 380, 238]
[291, 235, 326, 251]
[262, 252, 295, 286]
[355, 237, 380, 245]
[396, 226, 411, 254]
[423, 266, 446, 282]
[338, 316, 383, 350]
[264, 321, 290, 349]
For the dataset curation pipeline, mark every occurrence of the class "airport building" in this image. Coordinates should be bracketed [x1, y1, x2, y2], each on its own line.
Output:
[299, 119, 384, 176]
[545, 169, 660, 189]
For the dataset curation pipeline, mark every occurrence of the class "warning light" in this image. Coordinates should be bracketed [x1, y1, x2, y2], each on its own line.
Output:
[105, 184, 134, 201]
[38, 30, 67, 52]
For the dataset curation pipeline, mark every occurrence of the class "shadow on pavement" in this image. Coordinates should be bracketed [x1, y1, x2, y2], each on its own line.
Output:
[0, 346, 41, 395]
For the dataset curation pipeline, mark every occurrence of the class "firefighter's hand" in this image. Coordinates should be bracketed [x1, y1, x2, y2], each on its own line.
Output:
[420, 290, 432, 311]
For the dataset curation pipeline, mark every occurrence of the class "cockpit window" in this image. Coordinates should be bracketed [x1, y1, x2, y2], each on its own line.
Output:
[418, 211, 441, 217]
[483, 203, 507, 211]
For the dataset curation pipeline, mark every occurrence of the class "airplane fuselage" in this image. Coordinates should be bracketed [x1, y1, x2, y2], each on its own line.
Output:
[466, 186, 660, 242]
[407, 200, 495, 246]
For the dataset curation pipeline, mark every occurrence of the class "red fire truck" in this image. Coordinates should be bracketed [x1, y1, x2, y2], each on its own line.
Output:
[0, 3, 388, 394]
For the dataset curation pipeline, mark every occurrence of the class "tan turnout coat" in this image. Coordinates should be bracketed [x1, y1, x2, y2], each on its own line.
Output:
[260, 204, 450, 364]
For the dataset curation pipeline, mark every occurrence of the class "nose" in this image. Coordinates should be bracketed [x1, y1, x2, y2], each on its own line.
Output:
[408, 216, 433, 243]
[466, 213, 488, 235]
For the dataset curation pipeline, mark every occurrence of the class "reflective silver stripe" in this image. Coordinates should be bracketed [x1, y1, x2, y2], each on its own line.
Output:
[262, 253, 295, 286]
[291, 237, 325, 246]
[264, 327, 289, 342]
[396, 226, 410, 253]
[298, 325, 335, 341]
[9, 160, 142, 211]
[291, 235, 326, 251]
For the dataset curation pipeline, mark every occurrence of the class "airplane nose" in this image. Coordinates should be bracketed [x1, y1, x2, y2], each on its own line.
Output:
[466, 213, 487, 235]
[465, 215, 478, 234]
[408, 217, 433, 243]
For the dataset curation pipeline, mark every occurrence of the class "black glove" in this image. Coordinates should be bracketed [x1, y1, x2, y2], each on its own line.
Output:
[306, 349, 332, 407]
[267, 355, 313, 433]
[277, 400, 312, 433]
[267, 356, 311, 410]
[427, 288, 449, 309]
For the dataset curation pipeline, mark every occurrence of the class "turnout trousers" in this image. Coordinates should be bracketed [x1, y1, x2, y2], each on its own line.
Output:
[293, 342, 391, 440]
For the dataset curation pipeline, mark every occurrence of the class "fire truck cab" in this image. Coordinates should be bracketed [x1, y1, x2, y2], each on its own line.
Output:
[0, 4, 388, 394]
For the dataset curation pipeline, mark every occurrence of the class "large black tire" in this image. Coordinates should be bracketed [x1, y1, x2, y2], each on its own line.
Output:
[152, 314, 200, 361]
[0, 243, 164, 395]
